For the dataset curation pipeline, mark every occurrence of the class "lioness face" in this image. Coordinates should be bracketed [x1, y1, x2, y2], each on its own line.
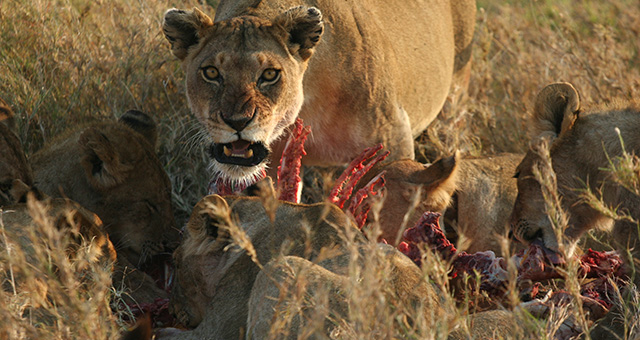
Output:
[97, 160, 178, 267]
[163, 7, 323, 185]
[186, 23, 306, 182]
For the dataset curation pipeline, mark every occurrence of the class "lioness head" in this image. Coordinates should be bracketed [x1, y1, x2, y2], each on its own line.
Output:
[509, 82, 620, 254]
[163, 6, 323, 186]
[0, 99, 34, 206]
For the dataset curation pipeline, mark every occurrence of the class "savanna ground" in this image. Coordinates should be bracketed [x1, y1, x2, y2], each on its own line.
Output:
[1, 0, 639, 338]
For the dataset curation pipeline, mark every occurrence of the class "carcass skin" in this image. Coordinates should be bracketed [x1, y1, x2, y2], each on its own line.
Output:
[398, 211, 628, 338]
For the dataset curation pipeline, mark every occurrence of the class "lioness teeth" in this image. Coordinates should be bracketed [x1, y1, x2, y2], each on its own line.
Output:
[223, 145, 232, 157]
[245, 149, 253, 158]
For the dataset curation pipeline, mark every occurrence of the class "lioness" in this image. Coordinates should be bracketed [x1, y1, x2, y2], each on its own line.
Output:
[162, 0, 476, 187]
[360, 153, 521, 255]
[509, 82, 640, 339]
[0, 99, 34, 206]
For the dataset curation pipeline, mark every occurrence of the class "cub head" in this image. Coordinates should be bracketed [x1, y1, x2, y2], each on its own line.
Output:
[77, 110, 178, 266]
[509, 82, 586, 253]
[163, 6, 323, 186]
[170, 194, 258, 329]
[360, 155, 459, 244]
[0, 99, 35, 206]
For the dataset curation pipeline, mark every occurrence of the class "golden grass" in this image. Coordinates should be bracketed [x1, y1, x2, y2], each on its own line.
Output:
[0, 197, 117, 339]
[1, 0, 639, 339]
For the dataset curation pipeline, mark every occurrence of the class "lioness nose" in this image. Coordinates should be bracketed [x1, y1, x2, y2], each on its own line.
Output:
[222, 115, 254, 132]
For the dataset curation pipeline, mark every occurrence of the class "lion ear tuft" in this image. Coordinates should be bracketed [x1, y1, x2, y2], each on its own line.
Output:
[532, 82, 581, 138]
[79, 127, 130, 190]
[274, 6, 324, 61]
[119, 110, 158, 147]
[163, 7, 214, 60]
[189, 195, 233, 242]
[414, 153, 459, 211]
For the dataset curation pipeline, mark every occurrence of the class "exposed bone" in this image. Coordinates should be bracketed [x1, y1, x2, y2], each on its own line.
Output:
[329, 144, 389, 209]
[277, 118, 310, 203]
[348, 171, 386, 229]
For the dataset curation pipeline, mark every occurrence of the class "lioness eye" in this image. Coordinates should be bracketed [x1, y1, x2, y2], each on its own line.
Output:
[201, 66, 220, 82]
[260, 68, 280, 83]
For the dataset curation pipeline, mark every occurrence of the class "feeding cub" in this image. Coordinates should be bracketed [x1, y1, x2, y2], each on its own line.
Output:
[509, 82, 640, 339]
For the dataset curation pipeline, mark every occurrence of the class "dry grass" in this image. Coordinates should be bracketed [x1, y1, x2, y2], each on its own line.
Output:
[0, 198, 117, 339]
[1, 0, 639, 339]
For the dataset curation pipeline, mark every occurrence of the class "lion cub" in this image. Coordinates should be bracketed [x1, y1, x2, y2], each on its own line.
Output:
[509, 82, 640, 339]
[30, 110, 179, 303]
[360, 153, 522, 255]
[158, 191, 519, 340]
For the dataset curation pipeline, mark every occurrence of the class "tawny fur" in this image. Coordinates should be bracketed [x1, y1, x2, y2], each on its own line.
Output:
[1, 197, 116, 289]
[29, 111, 179, 304]
[162, 0, 476, 184]
[158, 192, 519, 340]
[0, 100, 34, 206]
[509, 82, 640, 339]
[359, 153, 522, 256]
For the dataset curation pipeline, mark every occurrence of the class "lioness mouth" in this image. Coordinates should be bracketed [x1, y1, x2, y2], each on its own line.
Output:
[209, 140, 269, 166]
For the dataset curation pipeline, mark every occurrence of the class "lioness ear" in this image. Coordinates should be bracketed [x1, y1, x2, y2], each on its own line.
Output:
[274, 6, 324, 61]
[119, 110, 158, 147]
[414, 153, 459, 211]
[532, 82, 580, 138]
[79, 127, 131, 190]
[163, 7, 214, 60]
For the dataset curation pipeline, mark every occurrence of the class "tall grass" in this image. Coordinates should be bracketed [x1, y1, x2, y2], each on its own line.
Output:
[0, 198, 117, 339]
[1, 0, 639, 338]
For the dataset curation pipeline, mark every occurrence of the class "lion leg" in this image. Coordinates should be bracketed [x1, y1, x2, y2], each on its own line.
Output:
[380, 105, 415, 161]
[448, 0, 475, 112]
[246, 256, 349, 340]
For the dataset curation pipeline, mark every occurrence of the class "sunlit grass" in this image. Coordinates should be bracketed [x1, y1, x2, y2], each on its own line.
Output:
[1, 0, 639, 338]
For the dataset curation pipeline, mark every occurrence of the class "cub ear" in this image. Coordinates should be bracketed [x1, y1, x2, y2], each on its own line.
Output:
[274, 6, 324, 61]
[532, 82, 580, 138]
[188, 194, 233, 244]
[79, 127, 132, 190]
[119, 110, 158, 147]
[413, 153, 459, 211]
[163, 7, 214, 60]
